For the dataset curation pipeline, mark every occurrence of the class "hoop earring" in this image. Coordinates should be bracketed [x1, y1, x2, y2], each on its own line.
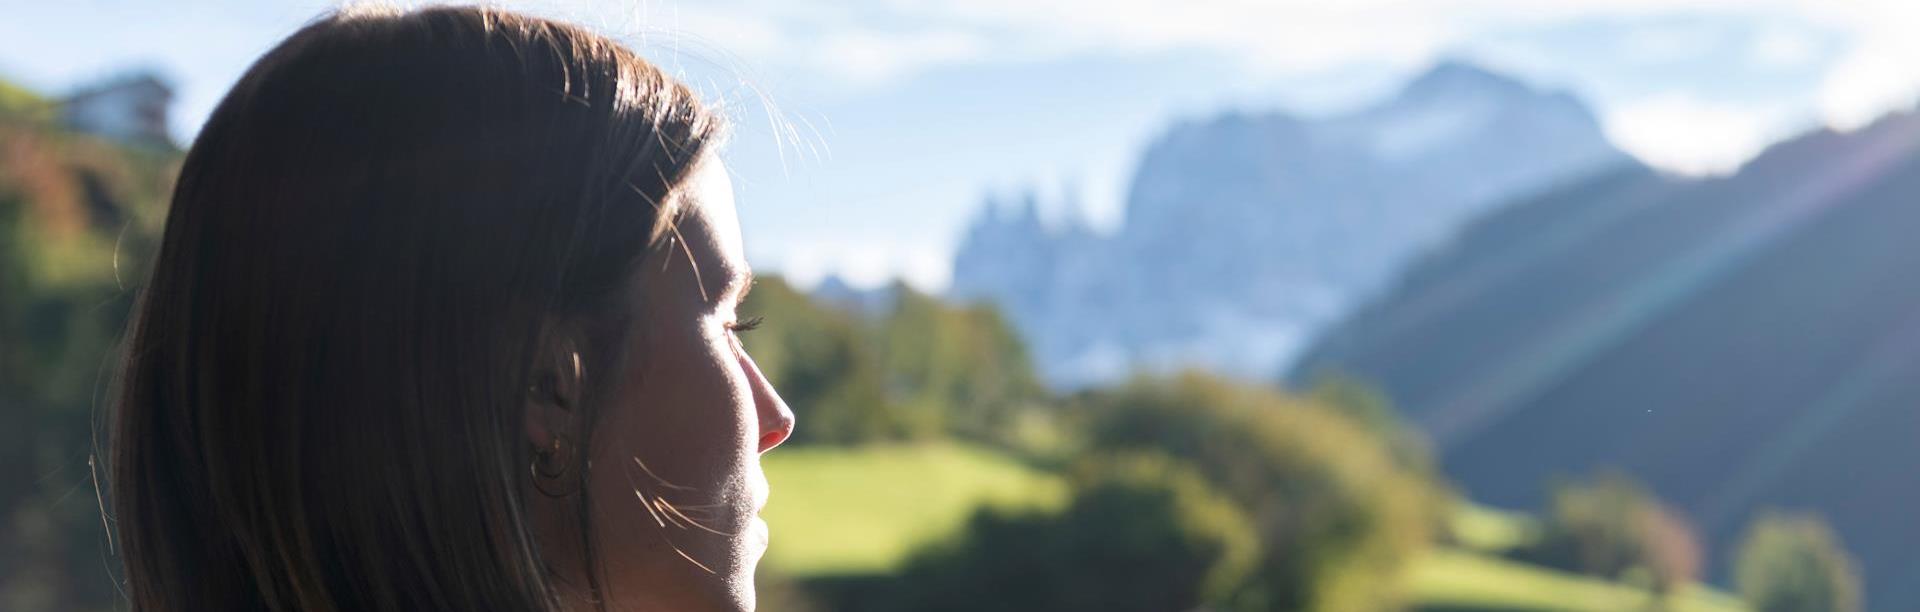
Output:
[531, 434, 580, 498]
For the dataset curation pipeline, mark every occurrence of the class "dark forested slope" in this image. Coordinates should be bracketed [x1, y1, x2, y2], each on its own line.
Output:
[1295, 112, 1920, 609]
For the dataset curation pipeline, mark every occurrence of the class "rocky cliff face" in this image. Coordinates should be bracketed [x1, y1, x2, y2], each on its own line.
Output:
[952, 61, 1625, 388]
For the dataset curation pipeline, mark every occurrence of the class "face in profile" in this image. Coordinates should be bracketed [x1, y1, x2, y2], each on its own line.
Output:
[106, 6, 782, 610]
[535, 156, 794, 611]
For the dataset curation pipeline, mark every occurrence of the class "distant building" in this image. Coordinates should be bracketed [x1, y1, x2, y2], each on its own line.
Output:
[59, 72, 173, 147]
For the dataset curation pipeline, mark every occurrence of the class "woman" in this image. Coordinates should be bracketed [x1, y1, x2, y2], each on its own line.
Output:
[110, 5, 794, 611]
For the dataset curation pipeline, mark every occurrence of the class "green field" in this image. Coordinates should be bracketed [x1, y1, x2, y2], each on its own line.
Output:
[764, 442, 1748, 611]
[760, 442, 1066, 575]
[1408, 549, 1748, 612]
[1448, 502, 1538, 554]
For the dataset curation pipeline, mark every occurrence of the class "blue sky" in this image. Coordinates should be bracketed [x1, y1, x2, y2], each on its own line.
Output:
[3, 0, 1916, 290]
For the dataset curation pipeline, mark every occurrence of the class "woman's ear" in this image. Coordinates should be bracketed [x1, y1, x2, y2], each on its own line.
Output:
[524, 333, 584, 449]
[525, 334, 587, 499]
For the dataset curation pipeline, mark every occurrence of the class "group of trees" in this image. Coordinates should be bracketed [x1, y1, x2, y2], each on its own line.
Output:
[739, 291, 1867, 612]
[885, 454, 1259, 612]
[738, 278, 1045, 447]
[1507, 472, 1860, 611]
[1514, 472, 1703, 595]
[861, 374, 1439, 612]
[736, 273, 1441, 610]
[0, 94, 171, 610]
[733, 290, 1441, 611]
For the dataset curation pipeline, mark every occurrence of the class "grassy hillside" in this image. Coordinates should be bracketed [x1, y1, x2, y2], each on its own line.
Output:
[1294, 111, 1920, 610]
[1448, 503, 1537, 554]
[1409, 549, 1747, 612]
[762, 443, 1747, 611]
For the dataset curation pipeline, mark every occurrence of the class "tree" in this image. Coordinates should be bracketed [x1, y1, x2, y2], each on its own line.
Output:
[1304, 372, 1433, 476]
[1639, 502, 1703, 595]
[1514, 472, 1702, 594]
[1076, 373, 1436, 611]
[874, 286, 1043, 446]
[738, 277, 910, 444]
[883, 452, 1257, 612]
[737, 277, 1046, 446]
[0, 119, 174, 610]
[1736, 511, 1862, 612]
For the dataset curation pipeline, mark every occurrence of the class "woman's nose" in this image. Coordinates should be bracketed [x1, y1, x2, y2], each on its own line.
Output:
[742, 352, 794, 453]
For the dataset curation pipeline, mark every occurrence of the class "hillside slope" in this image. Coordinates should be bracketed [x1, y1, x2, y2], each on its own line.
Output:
[1295, 111, 1920, 610]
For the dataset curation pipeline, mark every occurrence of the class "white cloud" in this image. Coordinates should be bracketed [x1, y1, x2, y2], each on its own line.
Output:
[1811, 1, 1920, 132]
[1759, 0, 1920, 131]
[612, 0, 1737, 84]
[1750, 25, 1820, 68]
[529, 0, 1920, 282]
[1818, 43, 1920, 131]
[516, 0, 1920, 180]
[1619, 23, 1724, 64]
[484, 0, 1920, 212]
[648, 7, 788, 60]
[898, 249, 954, 291]
[1603, 94, 1792, 176]
[625, 1, 1918, 114]
[812, 28, 990, 84]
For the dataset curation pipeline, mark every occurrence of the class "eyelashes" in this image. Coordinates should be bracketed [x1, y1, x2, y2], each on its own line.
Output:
[727, 316, 764, 334]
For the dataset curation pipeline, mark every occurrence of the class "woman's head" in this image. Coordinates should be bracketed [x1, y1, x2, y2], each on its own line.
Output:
[111, 5, 792, 610]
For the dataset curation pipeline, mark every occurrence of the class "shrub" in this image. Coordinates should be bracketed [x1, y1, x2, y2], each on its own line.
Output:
[1513, 472, 1701, 594]
[883, 452, 1257, 612]
[1735, 511, 1861, 612]
[1077, 373, 1436, 611]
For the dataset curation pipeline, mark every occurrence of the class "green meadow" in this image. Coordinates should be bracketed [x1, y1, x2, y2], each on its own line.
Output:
[760, 442, 1067, 575]
[1407, 550, 1747, 612]
[763, 442, 1749, 612]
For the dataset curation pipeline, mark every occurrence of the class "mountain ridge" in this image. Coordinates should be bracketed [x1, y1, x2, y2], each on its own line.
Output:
[952, 60, 1626, 389]
[1292, 110, 1920, 611]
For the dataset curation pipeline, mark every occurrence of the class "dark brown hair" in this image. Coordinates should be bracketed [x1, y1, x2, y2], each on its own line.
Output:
[109, 5, 721, 610]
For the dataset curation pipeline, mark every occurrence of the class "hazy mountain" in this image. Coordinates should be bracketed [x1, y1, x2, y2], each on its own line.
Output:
[951, 61, 1625, 388]
[1293, 110, 1920, 610]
